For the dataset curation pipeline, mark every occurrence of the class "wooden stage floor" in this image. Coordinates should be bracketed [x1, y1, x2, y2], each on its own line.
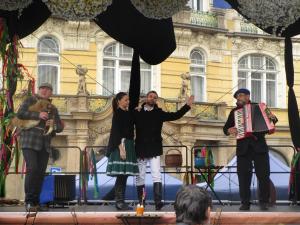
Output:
[0, 203, 300, 225]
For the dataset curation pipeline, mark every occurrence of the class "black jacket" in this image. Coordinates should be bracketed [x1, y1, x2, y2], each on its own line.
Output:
[134, 103, 190, 158]
[223, 103, 272, 156]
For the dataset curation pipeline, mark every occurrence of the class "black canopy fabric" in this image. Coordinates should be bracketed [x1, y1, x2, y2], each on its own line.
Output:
[0, 0, 176, 65]
[0, 0, 51, 41]
[225, 0, 300, 150]
[94, 0, 176, 65]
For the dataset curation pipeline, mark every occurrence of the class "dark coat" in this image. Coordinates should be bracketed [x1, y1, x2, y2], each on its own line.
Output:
[106, 108, 134, 156]
[17, 95, 64, 153]
[134, 104, 190, 158]
[223, 103, 278, 156]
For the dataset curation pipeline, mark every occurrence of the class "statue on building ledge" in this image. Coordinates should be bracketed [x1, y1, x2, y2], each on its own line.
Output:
[76, 65, 90, 96]
[178, 72, 190, 102]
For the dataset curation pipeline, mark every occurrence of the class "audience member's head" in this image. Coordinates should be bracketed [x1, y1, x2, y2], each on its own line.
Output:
[174, 185, 212, 225]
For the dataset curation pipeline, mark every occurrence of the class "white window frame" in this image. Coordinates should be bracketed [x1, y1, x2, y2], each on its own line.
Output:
[192, 0, 203, 11]
[238, 54, 278, 107]
[190, 49, 206, 102]
[188, 0, 210, 11]
[102, 42, 153, 96]
[37, 36, 60, 94]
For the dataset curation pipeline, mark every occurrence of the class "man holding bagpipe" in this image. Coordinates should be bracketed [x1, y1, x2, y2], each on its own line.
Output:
[223, 88, 278, 211]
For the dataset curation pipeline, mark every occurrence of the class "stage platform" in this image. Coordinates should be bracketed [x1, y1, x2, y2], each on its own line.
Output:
[0, 203, 300, 225]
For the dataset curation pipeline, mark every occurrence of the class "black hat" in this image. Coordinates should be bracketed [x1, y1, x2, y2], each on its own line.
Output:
[234, 88, 250, 98]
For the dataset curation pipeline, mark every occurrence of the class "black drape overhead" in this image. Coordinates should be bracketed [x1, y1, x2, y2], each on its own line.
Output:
[0, 0, 177, 108]
[94, 0, 176, 65]
[0, 0, 176, 65]
[0, 0, 51, 41]
[225, 0, 300, 150]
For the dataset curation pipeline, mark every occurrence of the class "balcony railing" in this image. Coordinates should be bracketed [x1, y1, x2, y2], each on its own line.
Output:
[240, 21, 258, 34]
[190, 10, 218, 28]
[13, 95, 226, 121]
[164, 100, 226, 121]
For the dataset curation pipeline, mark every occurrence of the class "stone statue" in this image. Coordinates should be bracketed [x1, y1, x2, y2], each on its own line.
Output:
[76, 65, 89, 95]
[178, 72, 190, 102]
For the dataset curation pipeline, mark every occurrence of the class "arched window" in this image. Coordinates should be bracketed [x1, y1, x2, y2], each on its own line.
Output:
[102, 42, 152, 96]
[190, 49, 206, 102]
[37, 36, 60, 94]
[238, 54, 277, 107]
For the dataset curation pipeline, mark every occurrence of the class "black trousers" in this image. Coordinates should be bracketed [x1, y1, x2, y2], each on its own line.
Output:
[237, 149, 270, 204]
[22, 148, 49, 204]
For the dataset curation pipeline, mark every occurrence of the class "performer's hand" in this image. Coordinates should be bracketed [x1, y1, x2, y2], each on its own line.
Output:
[269, 114, 278, 124]
[46, 119, 54, 127]
[119, 144, 126, 160]
[228, 127, 237, 135]
[187, 95, 194, 107]
[39, 112, 48, 120]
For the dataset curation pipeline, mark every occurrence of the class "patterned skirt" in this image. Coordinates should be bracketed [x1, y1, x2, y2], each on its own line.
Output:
[106, 139, 139, 176]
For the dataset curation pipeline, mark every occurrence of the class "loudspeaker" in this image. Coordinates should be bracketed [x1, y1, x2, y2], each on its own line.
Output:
[40, 175, 75, 204]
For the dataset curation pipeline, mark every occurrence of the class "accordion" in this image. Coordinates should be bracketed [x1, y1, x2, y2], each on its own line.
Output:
[234, 103, 275, 140]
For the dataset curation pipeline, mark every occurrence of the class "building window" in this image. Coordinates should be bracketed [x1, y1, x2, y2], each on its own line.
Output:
[37, 36, 60, 94]
[238, 54, 277, 107]
[102, 42, 152, 96]
[188, 0, 203, 11]
[190, 49, 206, 102]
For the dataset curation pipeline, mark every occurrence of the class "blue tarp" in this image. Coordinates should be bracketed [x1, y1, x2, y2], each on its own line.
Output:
[213, 0, 231, 9]
[76, 157, 183, 201]
[197, 152, 291, 201]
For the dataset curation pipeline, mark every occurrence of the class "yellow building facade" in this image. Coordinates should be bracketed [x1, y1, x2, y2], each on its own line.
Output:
[5, 1, 300, 199]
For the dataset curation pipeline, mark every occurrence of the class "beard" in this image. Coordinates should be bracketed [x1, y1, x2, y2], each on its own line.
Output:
[236, 99, 246, 106]
[146, 101, 156, 107]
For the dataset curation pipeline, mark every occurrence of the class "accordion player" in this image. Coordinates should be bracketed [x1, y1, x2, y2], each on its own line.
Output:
[234, 103, 277, 140]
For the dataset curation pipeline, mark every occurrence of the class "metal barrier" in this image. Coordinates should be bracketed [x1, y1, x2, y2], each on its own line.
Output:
[7, 144, 297, 205]
[190, 144, 296, 204]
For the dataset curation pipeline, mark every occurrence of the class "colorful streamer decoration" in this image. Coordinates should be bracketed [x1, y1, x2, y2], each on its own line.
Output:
[79, 148, 100, 201]
[0, 18, 35, 198]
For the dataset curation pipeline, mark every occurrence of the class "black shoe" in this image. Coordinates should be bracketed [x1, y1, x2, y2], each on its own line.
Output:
[239, 203, 250, 210]
[259, 202, 268, 211]
[25, 203, 38, 212]
[155, 202, 164, 210]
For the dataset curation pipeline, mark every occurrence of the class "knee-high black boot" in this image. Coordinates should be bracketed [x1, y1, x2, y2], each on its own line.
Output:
[136, 185, 145, 206]
[153, 182, 163, 210]
[115, 176, 131, 210]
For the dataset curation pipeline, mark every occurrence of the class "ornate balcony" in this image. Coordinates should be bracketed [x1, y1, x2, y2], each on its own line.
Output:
[13, 94, 226, 121]
[173, 10, 220, 29]
[240, 21, 258, 34]
[190, 10, 218, 28]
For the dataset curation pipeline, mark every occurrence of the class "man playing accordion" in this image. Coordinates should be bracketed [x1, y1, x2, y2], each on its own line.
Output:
[223, 88, 278, 211]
